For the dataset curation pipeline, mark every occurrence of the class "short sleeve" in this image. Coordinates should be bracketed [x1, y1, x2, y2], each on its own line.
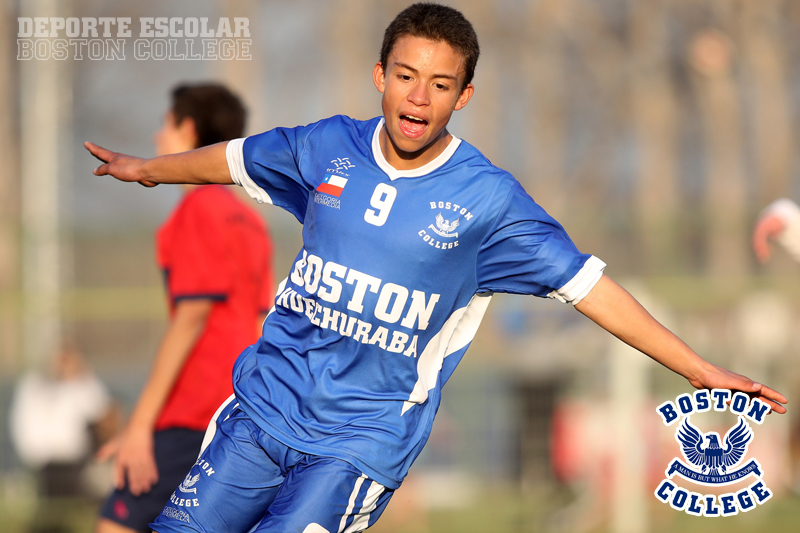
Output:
[476, 181, 605, 303]
[168, 201, 231, 302]
[227, 122, 320, 223]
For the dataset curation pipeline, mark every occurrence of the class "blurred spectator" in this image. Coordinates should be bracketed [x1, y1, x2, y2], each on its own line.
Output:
[752, 198, 800, 264]
[94, 83, 275, 533]
[9, 341, 117, 532]
[753, 198, 800, 494]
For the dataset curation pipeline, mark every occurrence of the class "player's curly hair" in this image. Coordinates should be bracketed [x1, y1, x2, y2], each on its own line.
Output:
[380, 3, 480, 91]
[171, 83, 246, 148]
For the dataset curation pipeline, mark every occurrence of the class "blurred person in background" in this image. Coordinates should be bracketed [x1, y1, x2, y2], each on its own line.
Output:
[753, 198, 800, 495]
[10, 341, 117, 533]
[94, 83, 275, 533]
[753, 198, 800, 265]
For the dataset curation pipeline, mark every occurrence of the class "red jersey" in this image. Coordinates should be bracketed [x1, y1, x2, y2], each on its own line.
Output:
[155, 185, 274, 431]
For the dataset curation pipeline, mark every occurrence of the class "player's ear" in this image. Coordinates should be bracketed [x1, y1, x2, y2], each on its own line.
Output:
[373, 62, 386, 93]
[453, 83, 474, 111]
[177, 116, 200, 149]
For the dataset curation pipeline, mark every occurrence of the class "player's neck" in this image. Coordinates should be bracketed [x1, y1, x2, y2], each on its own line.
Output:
[378, 126, 452, 171]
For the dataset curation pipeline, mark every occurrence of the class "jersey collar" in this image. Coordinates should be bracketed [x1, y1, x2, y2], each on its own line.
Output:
[371, 118, 462, 181]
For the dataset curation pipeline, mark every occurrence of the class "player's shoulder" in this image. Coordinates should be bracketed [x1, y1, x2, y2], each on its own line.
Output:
[303, 114, 380, 141]
[451, 138, 520, 193]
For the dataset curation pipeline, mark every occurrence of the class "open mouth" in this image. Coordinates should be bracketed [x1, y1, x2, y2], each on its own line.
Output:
[399, 114, 428, 138]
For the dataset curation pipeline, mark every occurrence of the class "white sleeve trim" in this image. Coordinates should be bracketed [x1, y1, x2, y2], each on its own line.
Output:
[761, 199, 800, 262]
[226, 138, 273, 205]
[547, 255, 606, 305]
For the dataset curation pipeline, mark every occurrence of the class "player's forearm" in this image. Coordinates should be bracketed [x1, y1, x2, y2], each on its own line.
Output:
[140, 143, 233, 185]
[127, 299, 213, 430]
[574, 275, 712, 382]
[86, 140, 233, 186]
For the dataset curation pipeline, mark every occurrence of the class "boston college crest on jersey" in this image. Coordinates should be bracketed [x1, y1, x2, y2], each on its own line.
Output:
[418, 200, 474, 250]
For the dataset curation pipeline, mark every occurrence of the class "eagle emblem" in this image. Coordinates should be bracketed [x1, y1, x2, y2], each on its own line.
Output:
[427, 213, 461, 238]
[435, 213, 459, 234]
[676, 416, 753, 475]
[178, 472, 201, 494]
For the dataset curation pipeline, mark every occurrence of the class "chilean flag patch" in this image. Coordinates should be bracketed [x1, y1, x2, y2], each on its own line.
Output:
[316, 173, 349, 197]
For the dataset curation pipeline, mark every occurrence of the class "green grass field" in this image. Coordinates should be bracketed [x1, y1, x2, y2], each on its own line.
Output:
[2, 485, 798, 532]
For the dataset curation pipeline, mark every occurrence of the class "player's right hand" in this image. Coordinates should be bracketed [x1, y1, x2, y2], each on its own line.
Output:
[84, 141, 159, 188]
[752, 213, 786, 264]
[96, 426, 159, 496]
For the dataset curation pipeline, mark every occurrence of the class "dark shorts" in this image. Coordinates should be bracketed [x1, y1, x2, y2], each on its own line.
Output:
[99, 428, 206, 533]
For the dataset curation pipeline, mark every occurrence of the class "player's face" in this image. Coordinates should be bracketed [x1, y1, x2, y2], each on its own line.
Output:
[153, 111, 198, 156]
[373, 35, 474, 170]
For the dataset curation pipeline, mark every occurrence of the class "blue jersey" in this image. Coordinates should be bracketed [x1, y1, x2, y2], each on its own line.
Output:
[225, 116, 605, 489]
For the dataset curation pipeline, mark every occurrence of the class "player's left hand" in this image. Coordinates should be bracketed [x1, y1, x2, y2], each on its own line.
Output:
[687, 362, 788, 414]
[84, 141, 158, 187]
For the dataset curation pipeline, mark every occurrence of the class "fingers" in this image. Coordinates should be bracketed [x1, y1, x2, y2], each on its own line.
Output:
[695, 366, 788, 414]
[127, 459, 159, 496]
[753, 384, 788, 414]
[84, 141, 114, 164]
[113, 457, 126, 490]
[95, 438, 119, 462]
[114, 455, 159, 496]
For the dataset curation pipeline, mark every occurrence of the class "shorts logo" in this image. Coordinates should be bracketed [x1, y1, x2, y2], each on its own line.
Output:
[654, 389, 773, 516]
[162, 506, 191, 523]
[178, 472, 200, 494]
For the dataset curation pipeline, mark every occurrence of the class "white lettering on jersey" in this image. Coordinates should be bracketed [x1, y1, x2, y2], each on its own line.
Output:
[345, 270, 381, 313]
[279, 252, 441, 357]
[288, 252, 440, 329]
[400, 290, 440, 330]
[275, 285, 421, 357]
[429, 200, 473, 221]
[318, 262, 347, 303]
[373, 283, 408, 323]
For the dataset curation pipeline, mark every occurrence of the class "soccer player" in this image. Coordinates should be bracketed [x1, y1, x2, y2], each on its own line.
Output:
[85, 4, 786, 532]
[94, 84, 275, 533]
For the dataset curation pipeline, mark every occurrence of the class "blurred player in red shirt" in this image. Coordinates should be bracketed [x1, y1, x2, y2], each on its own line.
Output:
[95, 84, 275, 533]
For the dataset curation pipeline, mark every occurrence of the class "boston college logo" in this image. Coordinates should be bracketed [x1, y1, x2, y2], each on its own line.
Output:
[654, 389, 773, 516]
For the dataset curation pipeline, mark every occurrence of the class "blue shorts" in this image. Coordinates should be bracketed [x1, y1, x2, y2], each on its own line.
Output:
[99, 428, 206, 532]
[150, 395, 395, 533]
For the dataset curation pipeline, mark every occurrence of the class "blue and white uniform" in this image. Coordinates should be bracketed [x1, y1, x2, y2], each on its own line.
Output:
[152, 115, 605, 533]
[230, 115, 604, 486]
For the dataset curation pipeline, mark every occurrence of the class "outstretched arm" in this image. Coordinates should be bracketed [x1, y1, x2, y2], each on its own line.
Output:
[84, 141, 232, 187]
[574, 276, 788, 413]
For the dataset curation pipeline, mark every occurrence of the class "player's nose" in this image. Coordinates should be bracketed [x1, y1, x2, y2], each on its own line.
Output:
[407, 83, 430, 106]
